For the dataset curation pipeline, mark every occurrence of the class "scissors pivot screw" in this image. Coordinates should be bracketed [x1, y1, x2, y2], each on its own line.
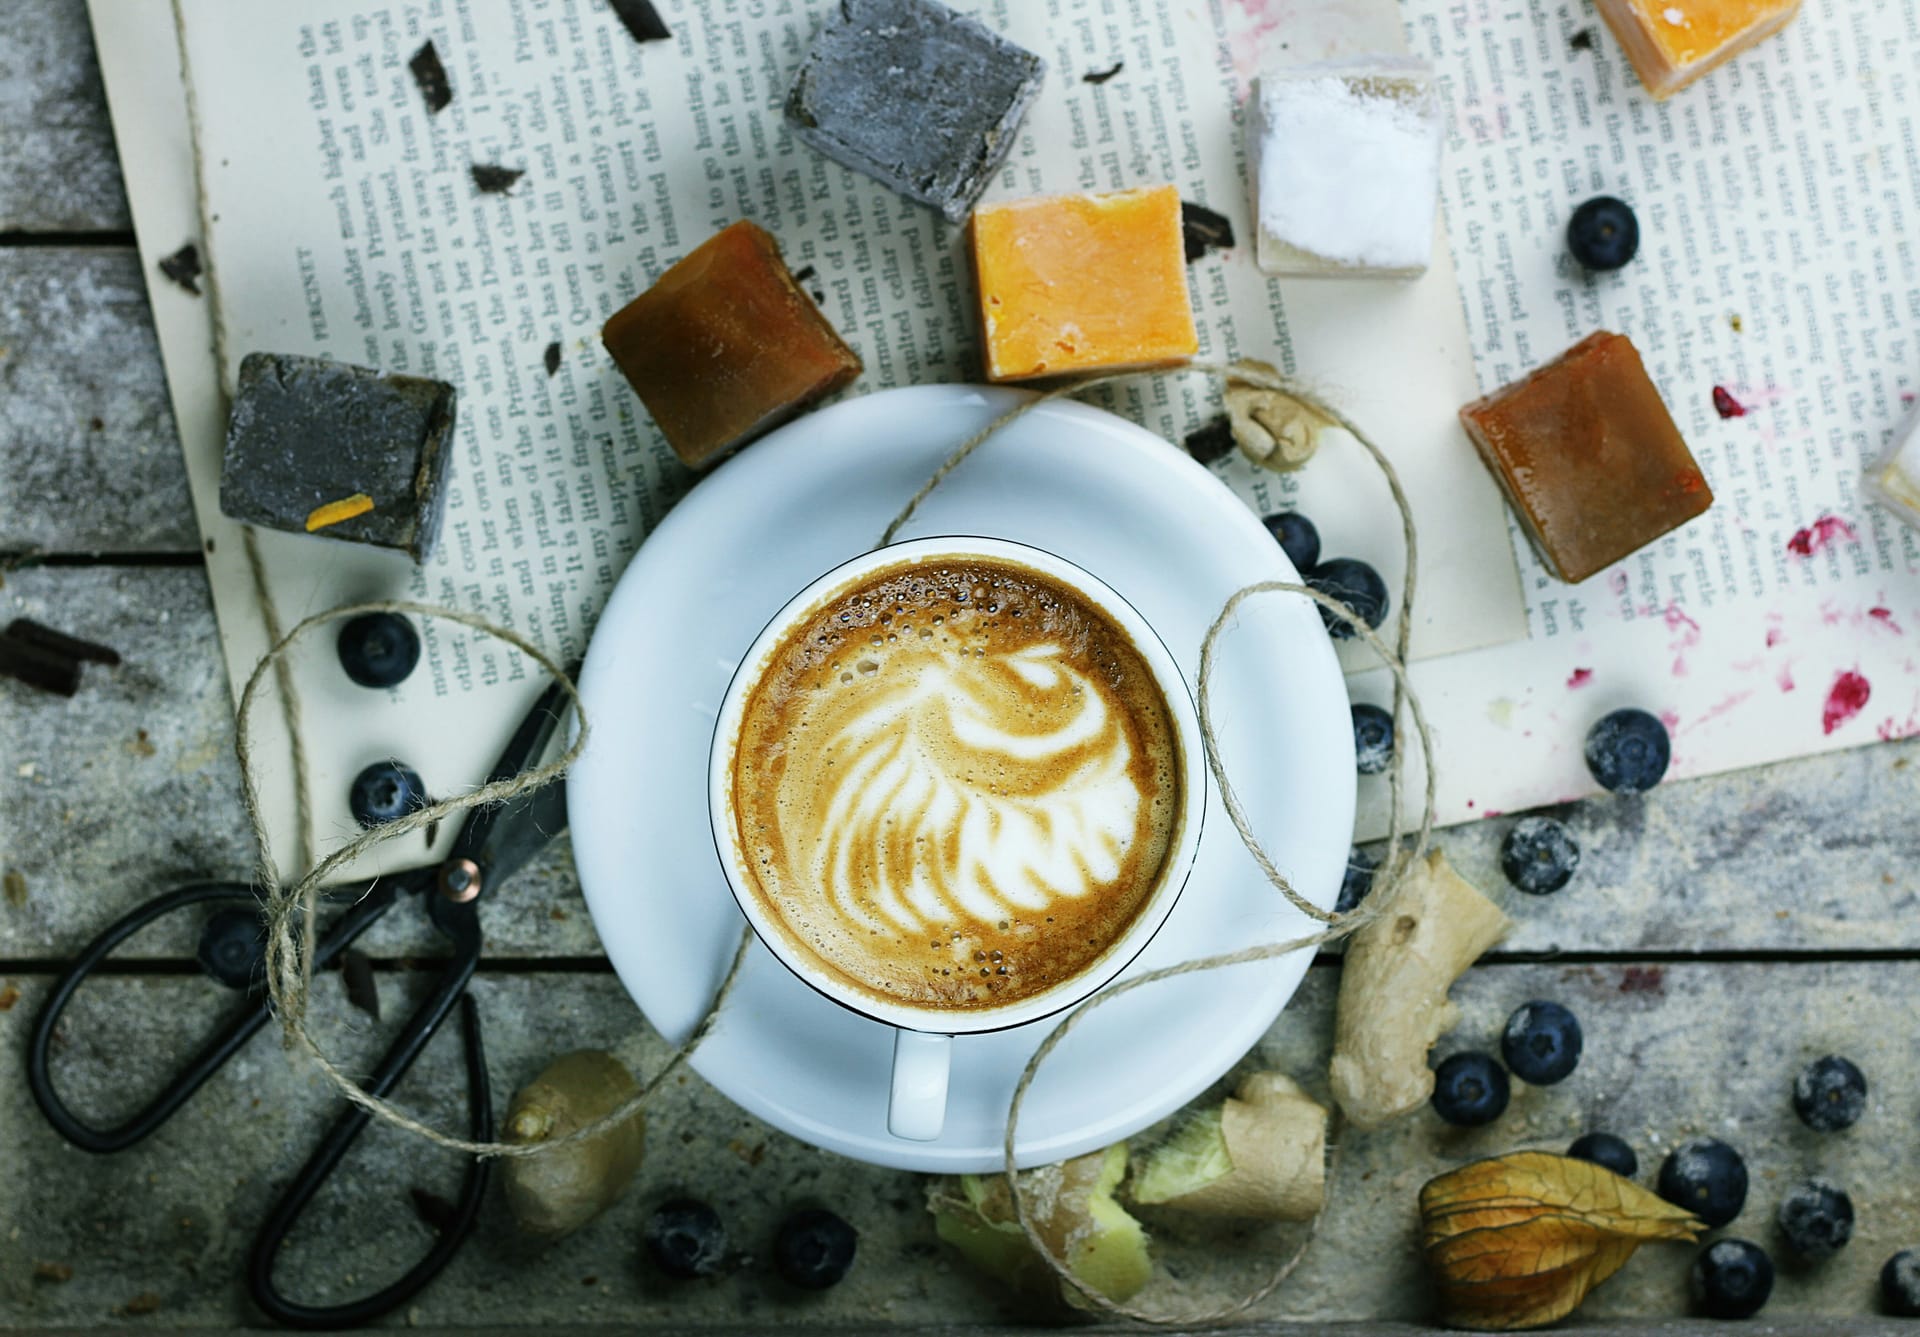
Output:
[438, 858, 483, 903]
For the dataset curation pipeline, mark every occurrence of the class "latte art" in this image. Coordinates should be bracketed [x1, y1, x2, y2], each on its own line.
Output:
[730, 557, 1182, 1010]
[812, 642, 1141, 933]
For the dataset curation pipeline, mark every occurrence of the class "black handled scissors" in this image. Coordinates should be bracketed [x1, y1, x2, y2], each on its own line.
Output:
[27, 672, 575, 1329]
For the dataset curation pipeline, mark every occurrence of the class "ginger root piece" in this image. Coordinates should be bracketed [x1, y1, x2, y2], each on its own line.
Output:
[1130, 1072, 1328, 1220]
[1224, 361, 1332, 472]
[1330, 850, 1511, 1130]
[929, 1142, 1150, 1310]
[501, 1050, 645, 1238]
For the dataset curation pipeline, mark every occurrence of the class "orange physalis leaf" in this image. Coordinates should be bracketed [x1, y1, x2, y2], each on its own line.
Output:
[1419, 1152, 1701, 1331]
[305, 493, 375, 532]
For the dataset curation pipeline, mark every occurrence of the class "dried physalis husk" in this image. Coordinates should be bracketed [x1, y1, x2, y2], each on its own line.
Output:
[1420, 1151, 1701, 1331]
[1224, 359, 1335, 472]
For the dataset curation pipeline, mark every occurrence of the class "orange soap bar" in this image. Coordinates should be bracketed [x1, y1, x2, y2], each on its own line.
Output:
[1596, 0, 1802, 99]
[969, 185, 1198, 383]
[1460, 332, 1713, 584]
[603, 220, 862, 470]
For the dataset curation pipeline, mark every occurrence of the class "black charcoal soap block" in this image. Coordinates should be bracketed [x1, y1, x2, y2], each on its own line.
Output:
[219, 353, 457, 562]
[785, 0, 1045, 223]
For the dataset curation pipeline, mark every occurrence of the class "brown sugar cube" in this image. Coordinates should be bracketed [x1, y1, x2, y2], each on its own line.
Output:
[1459, 332, 1712, 584]
[602, 221, 862, 469]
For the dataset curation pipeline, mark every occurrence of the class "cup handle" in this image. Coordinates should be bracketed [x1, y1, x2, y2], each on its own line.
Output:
[887, 1029, 951, 1141]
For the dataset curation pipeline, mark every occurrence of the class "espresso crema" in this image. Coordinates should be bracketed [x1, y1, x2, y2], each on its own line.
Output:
[729, 557, 1183, 1011]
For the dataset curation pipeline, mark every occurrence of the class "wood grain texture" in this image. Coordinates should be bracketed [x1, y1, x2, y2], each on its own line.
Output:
[0, 0, 130, 232]
[2, 964, 1912, 1328]
[0, 248, 195, 553]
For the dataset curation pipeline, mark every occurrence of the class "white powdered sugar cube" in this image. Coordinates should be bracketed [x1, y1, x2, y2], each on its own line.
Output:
[1871, 398, 1920, 534]
[1249, 58, 1444, 278]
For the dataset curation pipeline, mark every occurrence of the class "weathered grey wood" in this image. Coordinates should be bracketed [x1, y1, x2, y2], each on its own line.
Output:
[0, 248, 196, 554]
[3, 963, 1914, 1328]
[0, 0, 130, 232]
[0, 566, 597, 963]
[7, 560, 1917, 960]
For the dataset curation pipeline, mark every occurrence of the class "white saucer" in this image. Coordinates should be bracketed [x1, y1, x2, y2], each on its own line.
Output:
[571, 385, 1354, 1172]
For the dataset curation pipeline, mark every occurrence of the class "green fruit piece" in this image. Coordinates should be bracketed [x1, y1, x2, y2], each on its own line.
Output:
[1130, 1072, 1328, 1220]
[501, 1050, 644, 1239]
[928, 1141, 1150, 1310]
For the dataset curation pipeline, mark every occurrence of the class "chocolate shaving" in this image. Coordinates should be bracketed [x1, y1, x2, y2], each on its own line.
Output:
[120, 1293, 162, 1317]
[543, 342, 563, 377]
[340, 950, 382, 1020]
[4, 870, 26, 907]
[410, 1186, 458, 1234]
[7, 619, 121, 665]
[409, 41, 454, 113]
[1083, 60, 1124, 84]
[0, 636, 82, 697]
[158, 243, 202, 296]
[33, 1261, 73, 1283]
[791, 265, 817, 283]
[1569, 27, 1596, 51]
[605, 0, 671, 44]
[0, 984, 19, 1012]
[1180, 201, 1235, 263]
[471, 163, 526, 194]
[1184, 415, 1236, 465]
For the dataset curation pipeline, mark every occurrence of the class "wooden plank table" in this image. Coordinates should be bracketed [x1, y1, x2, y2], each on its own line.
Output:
[3, 2, 1916, 1329]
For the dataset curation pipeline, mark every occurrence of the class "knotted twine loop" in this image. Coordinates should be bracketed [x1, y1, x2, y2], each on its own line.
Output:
[236, 360, 1433, 1210]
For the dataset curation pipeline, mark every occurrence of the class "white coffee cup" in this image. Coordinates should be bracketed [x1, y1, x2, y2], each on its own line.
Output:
[708, 536, 1207, 1141]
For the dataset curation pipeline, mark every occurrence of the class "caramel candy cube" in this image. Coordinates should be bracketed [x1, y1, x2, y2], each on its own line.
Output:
[969, 185, 1199, 383]
[1459, 332, 1712, 584]
[602, 221, 862, 470]
[1596, 0, 1802, 100]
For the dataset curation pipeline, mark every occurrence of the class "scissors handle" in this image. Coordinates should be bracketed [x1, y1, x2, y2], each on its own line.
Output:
[249, 948, 490, 1330]
[28, 879, 404, 1153]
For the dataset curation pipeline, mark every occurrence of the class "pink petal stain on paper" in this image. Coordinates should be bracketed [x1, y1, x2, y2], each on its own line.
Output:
[1712, 385, 1748, 418]
[1821, 671, 1871, 735]
[1777, 663, 1796, 693]
[1567, 667, 1593, 689]
[1664, 602, 1701, 675]
[1868, 607, 1904, 634]
[1787, 515, 1857, 557]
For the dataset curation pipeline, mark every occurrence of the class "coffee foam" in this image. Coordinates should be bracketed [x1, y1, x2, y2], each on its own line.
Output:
[731, 557, 1182, 1011]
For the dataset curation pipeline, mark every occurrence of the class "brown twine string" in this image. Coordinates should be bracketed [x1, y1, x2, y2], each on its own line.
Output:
[232, 361, 1434, 1256]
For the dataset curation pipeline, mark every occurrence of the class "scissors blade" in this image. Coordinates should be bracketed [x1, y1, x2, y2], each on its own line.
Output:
[474, 777, 569, 888]
[449, 668, 578, 877]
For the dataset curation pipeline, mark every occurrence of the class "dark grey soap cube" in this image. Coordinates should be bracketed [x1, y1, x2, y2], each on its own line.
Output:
[219, 353, 457, 562]
[785, 0, 1045, 223]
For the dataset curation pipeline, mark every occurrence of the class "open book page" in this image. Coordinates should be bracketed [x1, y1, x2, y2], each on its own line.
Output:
[1343, 0, 1920, 836]
[154, 0, 1521, 877]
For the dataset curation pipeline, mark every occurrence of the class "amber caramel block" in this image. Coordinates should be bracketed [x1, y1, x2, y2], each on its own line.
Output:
[1459, 332, 1712, 584]
[602, 221, 862, 469]
[969, 185, 1199, 383]
[1596, 0, 1802, 100]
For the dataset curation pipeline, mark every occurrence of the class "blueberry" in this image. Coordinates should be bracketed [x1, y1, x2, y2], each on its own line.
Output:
[1792, 1055, 1867, 1132]
[1500, 816, 1581, 895]
[1351, 704, 1395, 775]
[196, 906, 266, 989]
[1778, 1178, 1854, 1259]
[1567, 196, 1640, 271]
[1659, 1137, 1749, 1227]
[773, 1207, 857, 1289]
[1584, 708, 1671, 794]
[348, 760, 429, 829]
[1306, 558, 1389, 640]
[336, 612, 421, 689]
[1568, 1132, 1638, 1179]
[1501, 1000, 1583, 1085]
[643, 1198, 728, 1279]
[1431, 1052, 1510, 1127]
[1691, 1238, 1773, 1320]
[1336, 848, 1377, 914]
[1883, 1250, 1920, 1317]
[1261, 510, 1321, 573]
